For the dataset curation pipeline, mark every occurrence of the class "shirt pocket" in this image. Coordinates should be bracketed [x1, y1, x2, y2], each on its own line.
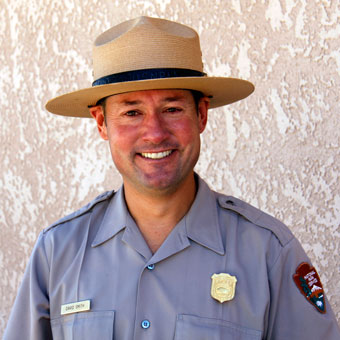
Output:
[51, 310, 115, 339]
[174, 314, 262, 340]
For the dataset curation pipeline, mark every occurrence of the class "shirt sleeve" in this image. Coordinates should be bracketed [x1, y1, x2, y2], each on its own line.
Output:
[266, 237, 340, 339]
[3, 231, 53, 340]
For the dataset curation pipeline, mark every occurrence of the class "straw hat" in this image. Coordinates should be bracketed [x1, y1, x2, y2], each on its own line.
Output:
[45, 16, 254, 118]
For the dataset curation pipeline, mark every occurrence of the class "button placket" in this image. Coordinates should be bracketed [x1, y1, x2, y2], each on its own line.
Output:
[133, 263, 156, 338]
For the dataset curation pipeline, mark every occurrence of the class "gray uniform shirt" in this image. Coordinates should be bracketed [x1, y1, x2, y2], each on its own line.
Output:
[4, 176, 340, 339]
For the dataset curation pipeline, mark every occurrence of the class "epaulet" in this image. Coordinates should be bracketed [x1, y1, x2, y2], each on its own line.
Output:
[43, 190, 115, 233]
[217, 194, 294, 247]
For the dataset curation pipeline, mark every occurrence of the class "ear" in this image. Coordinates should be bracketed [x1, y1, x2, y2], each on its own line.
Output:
[197, 97, 209, 133]
[89, 106, 108, 140]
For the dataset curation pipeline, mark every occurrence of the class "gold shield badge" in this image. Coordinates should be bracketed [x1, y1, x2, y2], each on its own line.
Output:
[211, 273, 237, 303]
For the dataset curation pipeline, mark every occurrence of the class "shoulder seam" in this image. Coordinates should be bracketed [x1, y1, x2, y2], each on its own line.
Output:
[43, 190, 115, 233]
[217, 194, 294, 247]
[268, 236, 296, 274]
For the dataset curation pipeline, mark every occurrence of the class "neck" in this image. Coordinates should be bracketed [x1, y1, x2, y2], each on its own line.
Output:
[123, 174, 197, 253]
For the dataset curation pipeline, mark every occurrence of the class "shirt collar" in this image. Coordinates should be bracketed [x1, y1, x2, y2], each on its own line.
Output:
[92, 175, 225, 256]
[91, 185, 128, 247]
[184, 175, 225, 255]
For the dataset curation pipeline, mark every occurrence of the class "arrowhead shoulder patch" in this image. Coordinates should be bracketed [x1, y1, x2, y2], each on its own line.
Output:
[293, 262, 326, 314]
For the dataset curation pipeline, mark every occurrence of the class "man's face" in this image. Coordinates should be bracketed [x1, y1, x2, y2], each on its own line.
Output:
[90, 89, 209, 196]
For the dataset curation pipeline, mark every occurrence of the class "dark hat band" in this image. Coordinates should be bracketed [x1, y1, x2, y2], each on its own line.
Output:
[92, 68, 207, 86]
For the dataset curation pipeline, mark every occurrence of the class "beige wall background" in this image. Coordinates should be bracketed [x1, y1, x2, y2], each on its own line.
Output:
[1, 0, 339, 334]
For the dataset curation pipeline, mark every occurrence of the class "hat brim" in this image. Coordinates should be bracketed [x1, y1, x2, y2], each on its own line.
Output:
[45, 77, 254, 117]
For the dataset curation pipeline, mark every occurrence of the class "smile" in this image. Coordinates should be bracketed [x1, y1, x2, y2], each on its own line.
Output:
[140, 150, 173, 159]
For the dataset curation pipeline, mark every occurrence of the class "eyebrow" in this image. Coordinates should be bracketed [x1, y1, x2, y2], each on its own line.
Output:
[162, 96, 186, 103]
[121, 100, 142, 106]
[120, 96, 186, 106]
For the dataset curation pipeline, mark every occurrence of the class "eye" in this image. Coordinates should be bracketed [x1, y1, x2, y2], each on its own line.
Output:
[165, 107, 182, 113]
[125, 110, 139, 117]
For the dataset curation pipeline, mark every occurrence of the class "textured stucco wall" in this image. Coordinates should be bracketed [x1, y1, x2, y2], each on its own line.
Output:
[1, 0, 339, 335]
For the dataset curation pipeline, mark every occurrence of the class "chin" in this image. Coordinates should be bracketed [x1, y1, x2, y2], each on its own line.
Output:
[140, 172, 193, 194]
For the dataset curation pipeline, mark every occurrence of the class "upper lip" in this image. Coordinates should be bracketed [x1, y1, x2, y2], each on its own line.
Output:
[136, 145, 178, 154]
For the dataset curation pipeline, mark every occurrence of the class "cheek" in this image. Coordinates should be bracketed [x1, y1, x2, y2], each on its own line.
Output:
[107, 124, 137, 155]
[172, 118, 201, 145]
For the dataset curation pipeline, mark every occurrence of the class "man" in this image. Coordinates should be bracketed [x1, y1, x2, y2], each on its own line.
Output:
[4, 16, 340, 339]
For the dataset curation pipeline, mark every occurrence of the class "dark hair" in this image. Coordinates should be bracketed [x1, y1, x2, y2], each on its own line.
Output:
[190, 90, 205, 111]
[96, 90, 204, 124]
[95, 96, 108, 124]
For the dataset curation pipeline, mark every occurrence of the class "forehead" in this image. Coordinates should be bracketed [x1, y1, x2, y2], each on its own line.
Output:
[105, 89, 194, 106]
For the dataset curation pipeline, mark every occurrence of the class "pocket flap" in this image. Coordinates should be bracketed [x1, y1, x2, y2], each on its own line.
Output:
[175, 314, 261, 340]
[51, 310, 115, 339]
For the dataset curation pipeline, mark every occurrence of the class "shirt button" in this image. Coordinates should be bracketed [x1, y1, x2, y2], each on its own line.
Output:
[147, 264, 155, 270]
[141, 319, 150, 329]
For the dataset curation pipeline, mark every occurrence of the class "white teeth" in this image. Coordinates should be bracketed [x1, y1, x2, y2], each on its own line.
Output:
[141, 150, 172, 159]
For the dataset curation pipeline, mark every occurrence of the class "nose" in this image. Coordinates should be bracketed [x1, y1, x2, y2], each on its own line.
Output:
[141, 113, 170, 144]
